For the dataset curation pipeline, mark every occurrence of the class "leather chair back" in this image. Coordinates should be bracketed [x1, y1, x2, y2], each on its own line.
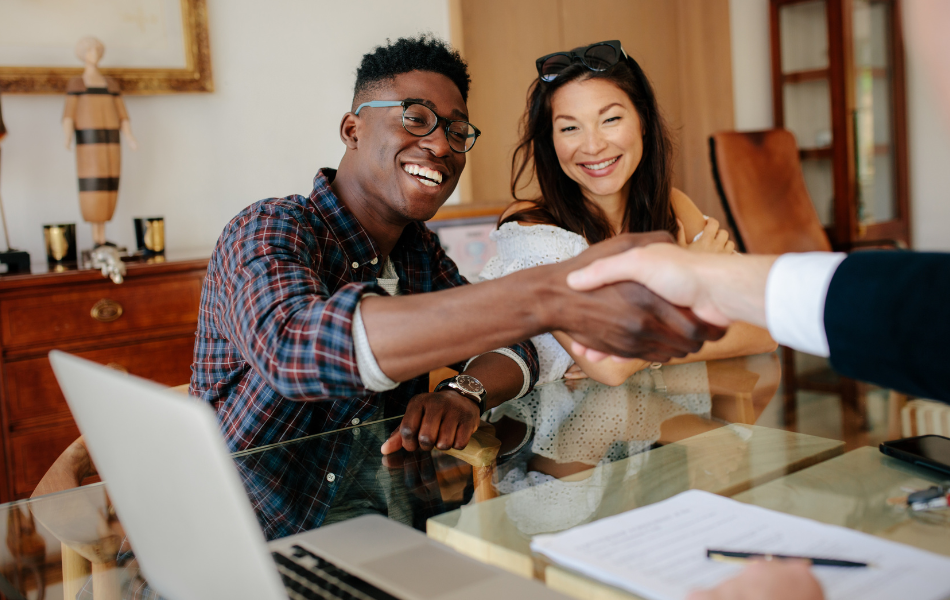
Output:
[709, 129, 832, 254]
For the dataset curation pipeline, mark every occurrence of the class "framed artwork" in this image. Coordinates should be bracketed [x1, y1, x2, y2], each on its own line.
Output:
[427, 215, 499, 282]
[0, 0, 212, 94]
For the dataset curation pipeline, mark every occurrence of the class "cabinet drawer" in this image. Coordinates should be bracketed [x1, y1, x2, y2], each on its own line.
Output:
[4, 336, 196, 428]
[1, 276, 201, 348]
[10, 420, 80, 498]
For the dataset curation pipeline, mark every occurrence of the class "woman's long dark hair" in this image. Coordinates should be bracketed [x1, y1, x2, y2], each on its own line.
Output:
[503, 53, 676, 244]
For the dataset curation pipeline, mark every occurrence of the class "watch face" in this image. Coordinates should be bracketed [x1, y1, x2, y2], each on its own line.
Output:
[455, 374, 485, 395]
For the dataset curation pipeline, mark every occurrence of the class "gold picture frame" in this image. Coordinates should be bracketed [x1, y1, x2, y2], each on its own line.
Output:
[0, 0, 213, 95]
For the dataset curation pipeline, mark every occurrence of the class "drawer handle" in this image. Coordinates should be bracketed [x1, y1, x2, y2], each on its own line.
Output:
[106, 363, 128, 373]
[91, 299, 123, 323]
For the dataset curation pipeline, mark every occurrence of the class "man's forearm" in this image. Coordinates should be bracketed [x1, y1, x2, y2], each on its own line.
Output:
[698, 254, 776, 328]
[363, 233, 726, 383]
[361, 266, 554, 382]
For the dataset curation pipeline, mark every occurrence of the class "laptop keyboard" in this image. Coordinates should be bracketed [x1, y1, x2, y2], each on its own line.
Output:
[273, 545, 399, 600]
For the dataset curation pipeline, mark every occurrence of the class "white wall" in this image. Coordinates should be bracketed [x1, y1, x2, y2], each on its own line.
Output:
[907, 54, 950, 250]
[728, 0, 950, 250]
[730, 0, 774, 131]
[0, 0, 453, 261]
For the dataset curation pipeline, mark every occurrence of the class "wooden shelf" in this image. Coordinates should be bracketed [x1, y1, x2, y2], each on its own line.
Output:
[782, 67, 830, 83]
[771, 0, 909, 248]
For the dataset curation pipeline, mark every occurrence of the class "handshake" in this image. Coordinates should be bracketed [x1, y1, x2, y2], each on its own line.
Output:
[551, 231, 769, 363]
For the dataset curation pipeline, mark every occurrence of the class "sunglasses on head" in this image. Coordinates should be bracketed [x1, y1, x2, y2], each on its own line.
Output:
[535, 40, 628, 82]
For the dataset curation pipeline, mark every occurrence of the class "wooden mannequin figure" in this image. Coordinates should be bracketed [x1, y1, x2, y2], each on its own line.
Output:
[62, 37, 137, 248]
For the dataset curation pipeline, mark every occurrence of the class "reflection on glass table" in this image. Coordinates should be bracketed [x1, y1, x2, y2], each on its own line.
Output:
[0, 353, 849, 599]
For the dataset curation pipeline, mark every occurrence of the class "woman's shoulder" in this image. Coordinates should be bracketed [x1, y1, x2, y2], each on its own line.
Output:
[479, 219, 588, 281]
[496, 201, 582, 240]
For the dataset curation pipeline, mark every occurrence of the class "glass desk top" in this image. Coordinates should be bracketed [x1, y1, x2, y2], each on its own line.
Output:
[0, 353, 884, 599]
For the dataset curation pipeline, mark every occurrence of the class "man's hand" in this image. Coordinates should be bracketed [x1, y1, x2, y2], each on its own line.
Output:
[568, 243, 778, 327]
[686, 561, 824, 600]
[545, 233, 728, 362]
[381, 390, 480, 454]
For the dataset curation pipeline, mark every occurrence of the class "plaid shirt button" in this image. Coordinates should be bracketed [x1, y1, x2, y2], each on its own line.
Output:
[351, 418, 361, 425]
[326, 473, 336, 483]
[351, 261, 359, 269]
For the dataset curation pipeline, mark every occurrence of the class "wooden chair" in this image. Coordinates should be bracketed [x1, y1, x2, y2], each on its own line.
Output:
[708, 129, 869, 432]
[31, 384, 190, 599]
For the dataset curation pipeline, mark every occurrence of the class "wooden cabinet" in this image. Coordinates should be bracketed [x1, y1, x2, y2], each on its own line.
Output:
[0, 257, 207, 501]
[770, 0, 910, 247]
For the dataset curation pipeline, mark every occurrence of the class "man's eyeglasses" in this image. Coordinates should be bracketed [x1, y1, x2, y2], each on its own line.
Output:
[353, 100, 481, 153]
[535, 40, 628, 82]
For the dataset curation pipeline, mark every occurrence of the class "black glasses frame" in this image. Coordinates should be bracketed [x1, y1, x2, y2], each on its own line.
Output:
[353, 99, 481, 153]
[535, 40, 628, 82]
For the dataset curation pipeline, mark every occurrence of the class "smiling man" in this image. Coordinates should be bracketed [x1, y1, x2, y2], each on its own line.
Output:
[191, 36, 724, 484]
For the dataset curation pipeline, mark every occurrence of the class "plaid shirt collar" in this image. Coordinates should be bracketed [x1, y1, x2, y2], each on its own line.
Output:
[312, 168, 428, 274]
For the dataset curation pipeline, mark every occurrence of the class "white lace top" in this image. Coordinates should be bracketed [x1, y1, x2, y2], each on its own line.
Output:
[479, 223, 589, 384]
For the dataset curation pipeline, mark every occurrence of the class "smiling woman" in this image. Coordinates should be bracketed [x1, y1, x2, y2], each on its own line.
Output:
[479, 41, 777, 387]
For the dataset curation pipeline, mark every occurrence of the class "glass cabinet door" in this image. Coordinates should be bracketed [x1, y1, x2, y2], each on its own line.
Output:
[852, 0, 896, 226]
[778, 0, 835, 226]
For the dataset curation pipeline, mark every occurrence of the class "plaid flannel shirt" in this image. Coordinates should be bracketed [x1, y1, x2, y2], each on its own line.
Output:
[190, 169, 539, 535]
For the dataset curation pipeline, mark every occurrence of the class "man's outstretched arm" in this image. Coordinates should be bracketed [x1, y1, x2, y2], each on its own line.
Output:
[564, 244, 846, 361]
[565, 244, 950, 402]
[566, 243, 778, 330]
[360, 233, 727, 383]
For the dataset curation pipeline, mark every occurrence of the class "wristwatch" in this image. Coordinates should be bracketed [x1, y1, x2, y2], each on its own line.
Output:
[435, 374, 487, 413]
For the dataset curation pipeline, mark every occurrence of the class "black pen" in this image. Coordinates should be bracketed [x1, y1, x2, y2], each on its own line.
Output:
[706, 549, 869, 568]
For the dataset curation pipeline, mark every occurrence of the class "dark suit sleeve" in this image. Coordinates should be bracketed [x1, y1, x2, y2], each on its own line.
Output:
[824, 251, 950, 401]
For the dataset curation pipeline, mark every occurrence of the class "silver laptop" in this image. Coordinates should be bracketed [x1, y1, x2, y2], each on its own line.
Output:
[48, 351, 564, 600]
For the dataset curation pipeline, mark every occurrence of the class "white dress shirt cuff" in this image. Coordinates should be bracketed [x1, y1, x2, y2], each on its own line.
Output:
[765, 252, 846, 357]
[353, 295, 399, 392]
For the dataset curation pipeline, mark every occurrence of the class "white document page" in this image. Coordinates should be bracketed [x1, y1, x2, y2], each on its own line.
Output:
[531, 489, 950, 600]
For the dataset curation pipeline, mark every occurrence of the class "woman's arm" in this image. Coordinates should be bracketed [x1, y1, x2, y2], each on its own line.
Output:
[666, 321, 777, 364]
[553, 320, 776, 386]
[553, 330, 651, 386]
[668, 190, 777, 362]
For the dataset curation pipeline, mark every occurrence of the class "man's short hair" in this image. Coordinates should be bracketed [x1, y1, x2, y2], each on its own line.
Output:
[353, 35, 470, 109]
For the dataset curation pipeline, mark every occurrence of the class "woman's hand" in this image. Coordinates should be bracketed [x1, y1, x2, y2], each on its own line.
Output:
[563, 363, 589, 380]
[677, 218, 735, 254]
